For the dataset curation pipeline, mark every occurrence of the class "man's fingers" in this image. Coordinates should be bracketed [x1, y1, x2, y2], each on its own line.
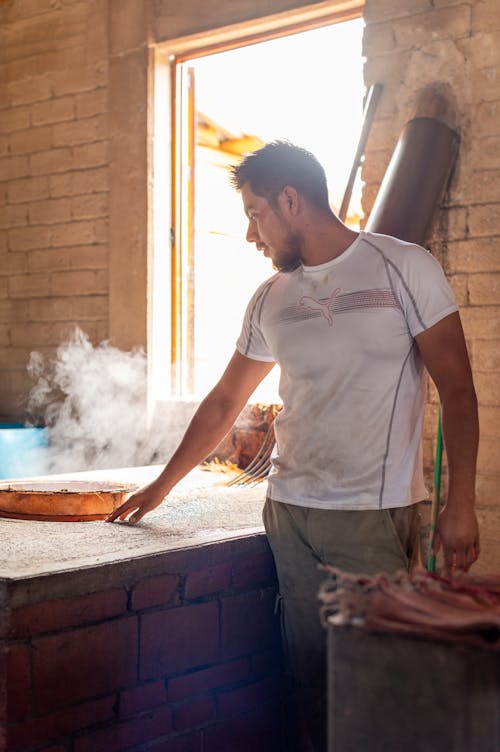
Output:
[434, 505, 480, 576]
[464, 543, 479, 569]
[443, 544, 479, 575]
[443, 549, 457, 575]
[105, 484, 166, 523]
[464, 545, 475, 567]
[130, 510, 146, 524]
[106, 497, 138, 522]
[114, 498, 153, 524]
[106, 506, 126, 522]
[455, 548, 467, 572]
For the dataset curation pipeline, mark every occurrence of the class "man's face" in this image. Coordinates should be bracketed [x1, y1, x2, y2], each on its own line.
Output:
[240, 183, 302, 272]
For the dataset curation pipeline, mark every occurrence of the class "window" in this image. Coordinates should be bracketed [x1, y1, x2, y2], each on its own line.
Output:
[167, 15, 365, 401]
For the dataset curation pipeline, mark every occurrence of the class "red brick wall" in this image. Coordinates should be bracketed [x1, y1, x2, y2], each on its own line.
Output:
[0, 536, 285, 752]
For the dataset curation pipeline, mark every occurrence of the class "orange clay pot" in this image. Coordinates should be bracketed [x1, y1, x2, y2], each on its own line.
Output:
[0, 480, 138, 521]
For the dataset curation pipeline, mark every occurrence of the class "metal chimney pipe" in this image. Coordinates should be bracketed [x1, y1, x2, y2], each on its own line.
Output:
[365, 84, 460, 246]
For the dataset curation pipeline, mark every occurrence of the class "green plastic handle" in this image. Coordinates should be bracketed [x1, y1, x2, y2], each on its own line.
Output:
[427, 407, 443, 573]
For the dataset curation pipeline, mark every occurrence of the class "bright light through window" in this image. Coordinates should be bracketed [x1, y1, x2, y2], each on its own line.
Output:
[179, 18, 365, 401]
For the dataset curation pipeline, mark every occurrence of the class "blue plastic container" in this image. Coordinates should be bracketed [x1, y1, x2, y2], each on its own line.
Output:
[0, 424, 49, 480]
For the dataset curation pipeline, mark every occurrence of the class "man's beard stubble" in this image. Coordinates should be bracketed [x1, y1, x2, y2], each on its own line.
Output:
[272, 231, 303, 273]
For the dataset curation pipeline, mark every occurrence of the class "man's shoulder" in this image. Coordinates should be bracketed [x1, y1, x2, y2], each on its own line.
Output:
[248, 269, 291, 301]
[361, 230, 427, 257]
[360, 231, 441, 272]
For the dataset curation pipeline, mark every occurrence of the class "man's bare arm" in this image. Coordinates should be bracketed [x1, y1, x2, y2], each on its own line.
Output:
[107, 351, 274, 523]
[415, 311, 480, 573]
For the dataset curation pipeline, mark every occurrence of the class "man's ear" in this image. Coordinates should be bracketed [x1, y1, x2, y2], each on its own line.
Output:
[281, 186, 299, 215]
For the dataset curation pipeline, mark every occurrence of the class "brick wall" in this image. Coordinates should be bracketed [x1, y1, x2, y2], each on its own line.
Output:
[1, 0, 498, 567]
[0, 0, 357, 411]
[0, 536, 285, 752]
[0, 0, 110, 418]
[362, 0, 500, 571]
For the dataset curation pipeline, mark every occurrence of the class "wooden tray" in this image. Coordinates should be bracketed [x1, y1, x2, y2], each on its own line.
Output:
[0, 480, 138, 521]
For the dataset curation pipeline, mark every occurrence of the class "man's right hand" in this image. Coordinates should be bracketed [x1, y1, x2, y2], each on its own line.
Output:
[106, 480, 169, 524]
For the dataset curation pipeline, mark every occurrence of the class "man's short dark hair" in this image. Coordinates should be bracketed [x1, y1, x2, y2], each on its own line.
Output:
[230, 141, 330, 211]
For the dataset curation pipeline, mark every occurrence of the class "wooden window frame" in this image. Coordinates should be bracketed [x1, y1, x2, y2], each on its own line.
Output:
[164, 2, 364, 395]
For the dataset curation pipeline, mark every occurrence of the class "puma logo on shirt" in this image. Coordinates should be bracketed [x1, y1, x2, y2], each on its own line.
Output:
[299, 288, 342, 326]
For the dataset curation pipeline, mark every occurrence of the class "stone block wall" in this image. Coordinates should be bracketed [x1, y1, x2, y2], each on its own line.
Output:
[0, 536, 284, 752]
[362, 0, 500, 571]
[1, 0, 498, 568]
[0, 0, 110, 417]
[0, 0, 360, 411]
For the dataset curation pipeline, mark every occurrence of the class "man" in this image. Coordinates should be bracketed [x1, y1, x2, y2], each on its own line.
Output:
[108, 142, 479, 751]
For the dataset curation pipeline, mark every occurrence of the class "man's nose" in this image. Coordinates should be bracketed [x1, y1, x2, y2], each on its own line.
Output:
[246, 219, 258, 243]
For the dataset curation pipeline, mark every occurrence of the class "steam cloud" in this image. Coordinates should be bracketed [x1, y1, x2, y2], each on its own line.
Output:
[26, 328, 186, 475]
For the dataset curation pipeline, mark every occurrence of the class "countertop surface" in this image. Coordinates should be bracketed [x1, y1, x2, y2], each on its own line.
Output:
[0, 466, 266, 579]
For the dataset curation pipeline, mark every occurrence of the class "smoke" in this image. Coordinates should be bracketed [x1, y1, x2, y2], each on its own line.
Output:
[26, 328, 185, 474]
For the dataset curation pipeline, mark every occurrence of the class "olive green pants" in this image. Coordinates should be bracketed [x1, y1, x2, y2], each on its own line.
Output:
[263, 498, 421, 752]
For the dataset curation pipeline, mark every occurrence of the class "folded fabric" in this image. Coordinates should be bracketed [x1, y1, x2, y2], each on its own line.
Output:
[319, 567, 500, 650]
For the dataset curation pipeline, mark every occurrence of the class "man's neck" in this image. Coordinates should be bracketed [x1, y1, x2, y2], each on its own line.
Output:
[300, 216, 359, 266]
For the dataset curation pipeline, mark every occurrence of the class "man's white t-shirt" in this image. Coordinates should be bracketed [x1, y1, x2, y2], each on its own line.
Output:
[236, 230, 458, 511]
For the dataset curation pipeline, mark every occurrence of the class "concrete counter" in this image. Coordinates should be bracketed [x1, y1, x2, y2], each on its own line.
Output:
[0, 467, 285, 752]
[0, 465, 266, 580]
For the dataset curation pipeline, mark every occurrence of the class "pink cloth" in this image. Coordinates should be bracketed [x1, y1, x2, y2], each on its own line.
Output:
[319, 567, 500, 650]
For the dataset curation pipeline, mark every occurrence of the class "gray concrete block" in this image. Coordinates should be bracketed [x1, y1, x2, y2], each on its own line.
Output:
[327, 625, 500, 752]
